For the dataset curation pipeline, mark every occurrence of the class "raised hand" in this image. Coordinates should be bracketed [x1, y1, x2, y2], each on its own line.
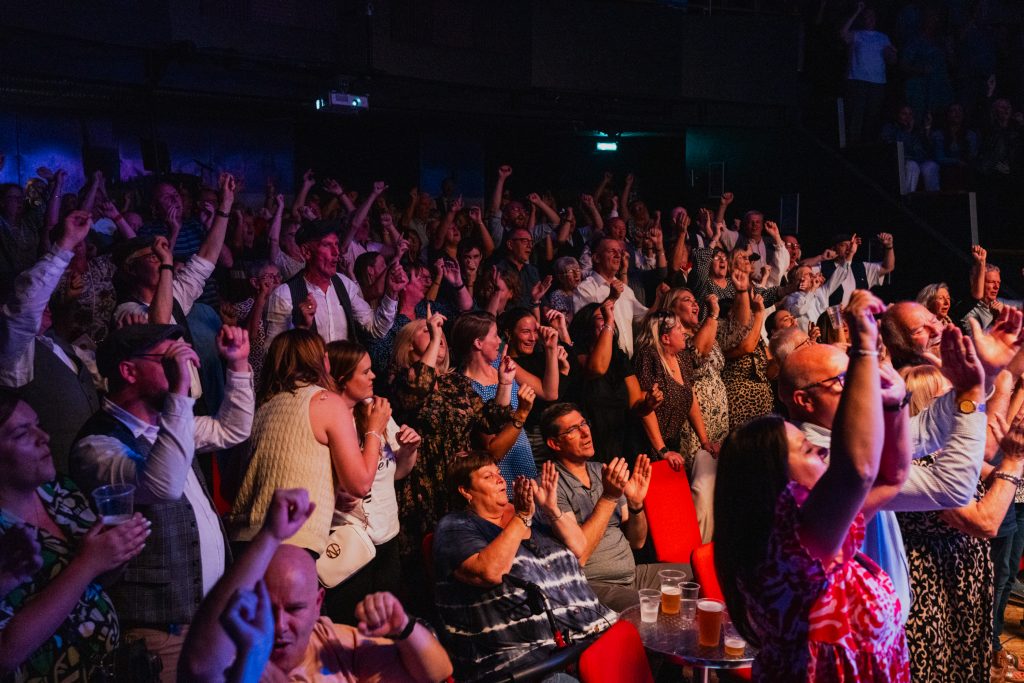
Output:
[940, 325, 985, 394]
[842, 289, 885, 352]
[219, 172, 237, 207]
[705, 293, 720, 319]
[426, 304, 447, 341]
[302, 169, 316, 188]
[323, 178, 344, 196]
[498, 165, 513, 180]
[821, 248, 837, 261]
[163, 339, 201, 396]
[221, 582, 274, 683]
[764, 220, 781, 240]
[581, 194, 596, 210]
[385, 262, 409, 297]
[531, 275, 553, 303]
[366, 397, 392, 434]
[57, 210, 93, 251]
[608, 278, 625, 300]
[395, 425, 421, 458]
[355, 592, 412, 638]
[730, 267, 750, 292]
[516, 383, 536, 415]
[601, 457, 630, 499]
[876, 232, 894, 249]
[720, 191, 734, 207]
[972, 244, 987, 265]
[969, 306, 1023, 378]
[527, 192, 542, 205]
[623, 454, 652, 508]
[512, 476, 535, 519]
[533, 460, 561, 518]
[373, 180, 388, 195]
[469, 205, 483, 223]
[498, 351, 518, 385]
[217, 325, 250, 369]
[262, 488, 316, 541]
[539, 325, 559, 352]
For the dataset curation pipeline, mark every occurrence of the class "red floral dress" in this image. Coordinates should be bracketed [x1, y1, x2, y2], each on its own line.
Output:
[739, 482, 910, 682]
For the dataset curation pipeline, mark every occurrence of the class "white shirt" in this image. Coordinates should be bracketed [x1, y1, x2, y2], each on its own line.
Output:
[833, 260, 886, 306]
[73, 371, 255, 595]
[572, 271, 648, 357]
[264, 272, 397, 351]
[112, 254, 216, 325]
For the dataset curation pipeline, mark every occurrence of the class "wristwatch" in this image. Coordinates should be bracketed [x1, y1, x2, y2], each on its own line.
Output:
[516, 512, 533, 528]
[657, 445, 670, 457]
[957, 399, 986, 415]
[883, 391, 913, 412]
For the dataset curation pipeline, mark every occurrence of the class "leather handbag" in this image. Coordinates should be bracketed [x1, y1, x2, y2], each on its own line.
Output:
[316, 503, 376, 588]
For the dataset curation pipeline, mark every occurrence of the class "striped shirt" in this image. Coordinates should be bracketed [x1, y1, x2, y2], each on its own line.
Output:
[434, 510, 615, 682]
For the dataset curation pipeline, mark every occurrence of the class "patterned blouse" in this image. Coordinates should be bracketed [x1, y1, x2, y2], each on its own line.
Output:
[0, 479, 119, 683]
[739, 482, 909, 682]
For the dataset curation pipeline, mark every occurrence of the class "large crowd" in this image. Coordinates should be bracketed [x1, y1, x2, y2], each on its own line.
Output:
[0, 154, 1023, 683]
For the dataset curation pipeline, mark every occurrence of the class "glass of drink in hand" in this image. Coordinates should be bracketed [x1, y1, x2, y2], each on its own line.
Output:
[658, 569, 686, 615]
[92, 484, 136, 525]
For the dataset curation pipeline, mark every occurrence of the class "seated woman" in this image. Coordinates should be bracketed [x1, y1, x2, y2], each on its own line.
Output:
[714, 291, 911, 680]
[432, 450, 615, 683]
[0, 393, 149, 681]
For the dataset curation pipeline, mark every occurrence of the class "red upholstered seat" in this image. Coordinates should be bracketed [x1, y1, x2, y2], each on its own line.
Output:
[645, 460, 702, 563]
[578, 620, 654, 683]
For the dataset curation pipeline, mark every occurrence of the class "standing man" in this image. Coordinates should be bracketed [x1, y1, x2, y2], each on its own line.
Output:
[573, 237, 647, 357]
[70, 324, 254, 681]
[819, 232, 895, 306]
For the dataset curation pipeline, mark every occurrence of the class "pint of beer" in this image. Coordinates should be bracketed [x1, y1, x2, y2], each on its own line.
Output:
[658, 569, 685, 615]
[696, 599, 725, 647]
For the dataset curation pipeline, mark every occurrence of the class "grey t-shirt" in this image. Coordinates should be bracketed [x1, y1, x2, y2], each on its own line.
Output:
[554, 460, 635, 584]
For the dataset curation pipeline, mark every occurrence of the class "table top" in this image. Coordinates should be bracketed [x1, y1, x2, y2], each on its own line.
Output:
[619, 605, 756, 670]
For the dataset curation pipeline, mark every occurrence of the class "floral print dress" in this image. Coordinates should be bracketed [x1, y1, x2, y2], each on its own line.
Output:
[0, 479, 119, 682]
[391, 362, 512, 555]
[739, 482, 910, 682]
[683, 341, 729, 465]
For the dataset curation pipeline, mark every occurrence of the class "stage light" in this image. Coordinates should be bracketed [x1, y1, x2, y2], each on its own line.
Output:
[596, 141, 618, 152]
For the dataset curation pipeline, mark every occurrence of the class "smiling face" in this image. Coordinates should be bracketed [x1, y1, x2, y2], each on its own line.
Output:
[899, 302, 943, 354]
[785, 421, 828, 489]
[593, 239, 624, 277]
[510, 315, 539, 356]
[783, 235, 801, 262]
[710, 250, 729, 278]
[0, 400, 54, 491]
[672, 291, 701, 328]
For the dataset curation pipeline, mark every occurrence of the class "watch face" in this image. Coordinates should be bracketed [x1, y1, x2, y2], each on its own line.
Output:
[959, 399, 976, 414]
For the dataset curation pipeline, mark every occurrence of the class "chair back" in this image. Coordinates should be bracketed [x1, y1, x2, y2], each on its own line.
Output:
[578, 620, 654, 683]
[645, 460, 702, 563]
[690, 542, 724, 601]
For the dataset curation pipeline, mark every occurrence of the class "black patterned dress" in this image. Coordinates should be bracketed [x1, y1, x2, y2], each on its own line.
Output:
[390, 361, 512, 556]
[896, 453, 992, 683]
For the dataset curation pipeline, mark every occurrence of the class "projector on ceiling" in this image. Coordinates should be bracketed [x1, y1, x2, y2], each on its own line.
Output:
[315, 91, 370, 113]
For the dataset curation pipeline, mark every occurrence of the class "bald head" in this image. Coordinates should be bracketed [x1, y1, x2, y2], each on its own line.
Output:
[769, 326, 809, 366]
[779, 343, 849, 427]
[265, 545, 324, 672]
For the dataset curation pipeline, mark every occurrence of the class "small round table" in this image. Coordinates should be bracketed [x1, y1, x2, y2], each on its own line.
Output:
[619, 605, 755, 683]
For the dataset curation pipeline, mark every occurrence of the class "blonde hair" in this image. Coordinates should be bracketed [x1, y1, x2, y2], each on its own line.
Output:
[391, 319, 450, 377]
[636, 309, 681, 375]
[899, 364, 951, 417]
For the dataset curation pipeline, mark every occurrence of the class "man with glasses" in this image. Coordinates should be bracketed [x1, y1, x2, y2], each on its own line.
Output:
[778, 294, 993, 624]
[70, 323, 254, 681]
[539, 403, 690, 611]
[497, 228, 542, 310]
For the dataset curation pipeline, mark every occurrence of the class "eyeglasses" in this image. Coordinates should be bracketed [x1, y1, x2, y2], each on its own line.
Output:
[557, 419, 590, 438]
[559, 268, 581, 276]
[798, 372, 846, 392]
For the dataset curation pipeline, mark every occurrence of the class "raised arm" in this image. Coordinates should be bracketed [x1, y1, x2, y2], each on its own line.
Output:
[581, 193, 603, 233]
[180, 488, 316, 682]
[527, 192, 560, 226]
[618, 173, 634, 222]
[197, 173, 236, 264]
[291, 169, 316, 219]
[970, 245, 987, 301]
[455, 481, 533, 587]
[876, 232, 895, 275]
[840, 1, 864, 44]
[800, 290, 886, 562]
[490, 165, 512, 217]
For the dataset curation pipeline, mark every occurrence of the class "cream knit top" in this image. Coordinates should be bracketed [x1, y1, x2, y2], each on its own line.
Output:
[228, 384, 334, 554]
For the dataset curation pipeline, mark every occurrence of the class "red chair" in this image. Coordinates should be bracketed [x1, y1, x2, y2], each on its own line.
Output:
[690, 542, 724, 601]
[645, 460, 702, 564]
[578, 620, 654, 683]
[690, 542, 752, 682]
